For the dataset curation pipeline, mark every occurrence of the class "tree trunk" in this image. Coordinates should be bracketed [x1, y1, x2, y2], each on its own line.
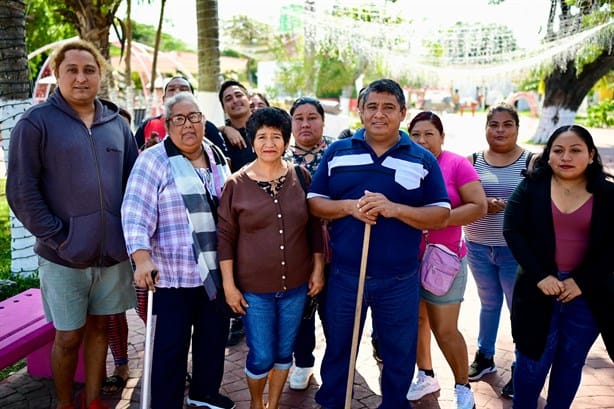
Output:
[0, 0, 38, 275]
[124, 0, 134, 123]
[532, 49, 614, 143]
[0, 0, 29, 100]
[150, 0, 165, 95]
[196, 0, 224, 125]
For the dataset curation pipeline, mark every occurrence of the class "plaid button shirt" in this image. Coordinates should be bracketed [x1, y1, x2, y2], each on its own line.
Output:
[121, 143, 223, 288]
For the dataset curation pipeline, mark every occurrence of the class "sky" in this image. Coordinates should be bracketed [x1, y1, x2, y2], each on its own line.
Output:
[118, 0, 551, 50]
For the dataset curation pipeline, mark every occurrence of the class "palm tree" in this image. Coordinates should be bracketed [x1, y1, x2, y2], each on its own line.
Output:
[124, 0, 133, 114]
[0, 1, 29, 102]
[149, 0, 166, 99]
[196, 0, 224, 124]
[0, 0, 38, 275]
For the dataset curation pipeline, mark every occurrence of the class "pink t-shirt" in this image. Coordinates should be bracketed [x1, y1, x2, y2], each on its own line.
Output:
[420, 150, 480, 258]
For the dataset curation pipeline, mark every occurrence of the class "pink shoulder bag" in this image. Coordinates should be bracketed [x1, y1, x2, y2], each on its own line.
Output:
[419, 232, 462, 296]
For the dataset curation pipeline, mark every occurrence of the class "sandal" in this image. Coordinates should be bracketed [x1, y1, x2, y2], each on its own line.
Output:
[101, 374, 127, 395]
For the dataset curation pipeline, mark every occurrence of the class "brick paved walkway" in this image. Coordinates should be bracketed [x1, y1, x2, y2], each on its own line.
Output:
[1, 273, 612, 408]
[1, 114, 613, 408]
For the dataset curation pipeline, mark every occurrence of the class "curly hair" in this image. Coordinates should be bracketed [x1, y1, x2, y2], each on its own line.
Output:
[49, 39, 108, 79]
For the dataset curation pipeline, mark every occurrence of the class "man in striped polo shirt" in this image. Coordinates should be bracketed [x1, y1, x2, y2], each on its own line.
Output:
[308, 78, 451, 409]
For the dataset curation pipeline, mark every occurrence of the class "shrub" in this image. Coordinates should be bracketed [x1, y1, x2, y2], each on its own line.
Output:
[586, 100, 614, 128]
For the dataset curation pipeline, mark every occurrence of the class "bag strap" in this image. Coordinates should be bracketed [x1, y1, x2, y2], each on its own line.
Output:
[423, 230, 462, 254]
[470, 151, 479, 165]
[295, 164, 308, 195]
[525, 151, 535, 169]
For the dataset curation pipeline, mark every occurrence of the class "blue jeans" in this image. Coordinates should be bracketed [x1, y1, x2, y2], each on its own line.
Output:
[465, 241, 518, 357]
[242, 284, 307, 378]
[315, 268, 419, 409]
[513, 287, 599, 408]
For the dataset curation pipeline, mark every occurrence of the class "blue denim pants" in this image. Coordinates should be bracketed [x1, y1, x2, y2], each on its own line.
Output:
[465, 241, 518, 357]
[315, 267, 419, 409]
[513, 284, 599, 408]
[242, 284, 308, 378]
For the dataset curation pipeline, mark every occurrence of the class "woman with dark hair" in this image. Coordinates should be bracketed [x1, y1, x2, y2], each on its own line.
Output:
[217, 107, 324, 409]
[463, 103, 535, 398]
[407, 111, 486, 408]
[285, 96, 332, 390]
[287, 97, 334, 175]
[503, 125, 614, 408]
[249, 91, 270, 112]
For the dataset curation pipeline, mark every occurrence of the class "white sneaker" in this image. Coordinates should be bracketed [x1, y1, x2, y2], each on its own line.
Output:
[451, 384, 475, 409]
[289, 366, 313, 390]
[406, 370, 441, 400]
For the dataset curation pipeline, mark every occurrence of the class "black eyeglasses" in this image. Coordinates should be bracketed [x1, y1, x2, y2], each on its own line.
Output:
[169, 112, 203, 126]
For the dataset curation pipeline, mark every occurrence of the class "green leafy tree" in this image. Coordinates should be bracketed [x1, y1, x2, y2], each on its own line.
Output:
[221, 15, 276, 86]
[24, 0, 76, 84]
[130, 21, 192, 52]
[530, 0, 613, 142]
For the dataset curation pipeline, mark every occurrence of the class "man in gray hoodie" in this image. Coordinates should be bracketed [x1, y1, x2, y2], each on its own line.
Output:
[7, 40, 138, 409]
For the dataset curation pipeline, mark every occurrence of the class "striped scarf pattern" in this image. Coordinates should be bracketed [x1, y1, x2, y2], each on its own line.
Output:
[164, 137, 231, 300]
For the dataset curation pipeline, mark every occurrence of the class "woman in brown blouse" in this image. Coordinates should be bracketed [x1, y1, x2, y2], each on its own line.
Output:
[217, 107, 324, 409]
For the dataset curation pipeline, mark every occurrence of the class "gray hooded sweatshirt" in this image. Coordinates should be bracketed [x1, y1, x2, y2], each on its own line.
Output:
[7, 88, 138, 268]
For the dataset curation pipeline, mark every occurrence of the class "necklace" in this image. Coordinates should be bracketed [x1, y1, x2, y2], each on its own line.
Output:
[291, 141, 323, 160]
[553, 177, 586, 196]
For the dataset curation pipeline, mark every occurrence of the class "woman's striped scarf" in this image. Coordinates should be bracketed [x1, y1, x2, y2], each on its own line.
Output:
[164, 137, 231, 300]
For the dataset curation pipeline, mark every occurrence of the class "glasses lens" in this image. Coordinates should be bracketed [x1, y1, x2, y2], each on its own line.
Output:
[171, 115, 186, 126]
[187, 112, 202, 123]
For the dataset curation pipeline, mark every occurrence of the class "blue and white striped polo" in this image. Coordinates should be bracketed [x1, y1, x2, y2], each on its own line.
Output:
[308, 129, 450, 277]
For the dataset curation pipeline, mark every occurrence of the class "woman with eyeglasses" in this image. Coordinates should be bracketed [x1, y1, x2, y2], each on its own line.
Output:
[121, 92, 235, 409]
[217, 107, 324, 409]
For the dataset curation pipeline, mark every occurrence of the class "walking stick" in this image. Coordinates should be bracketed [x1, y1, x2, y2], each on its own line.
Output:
[141, 270, 157, 409]
[344, 224, 372, 409]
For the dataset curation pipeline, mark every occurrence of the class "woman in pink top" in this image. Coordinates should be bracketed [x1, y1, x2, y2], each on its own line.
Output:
[407, 111, 487, 408]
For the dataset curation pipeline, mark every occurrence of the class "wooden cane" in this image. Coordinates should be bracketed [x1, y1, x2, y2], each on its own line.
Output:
[141, 270, 157, 409]
[344, 224, 372, 409]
